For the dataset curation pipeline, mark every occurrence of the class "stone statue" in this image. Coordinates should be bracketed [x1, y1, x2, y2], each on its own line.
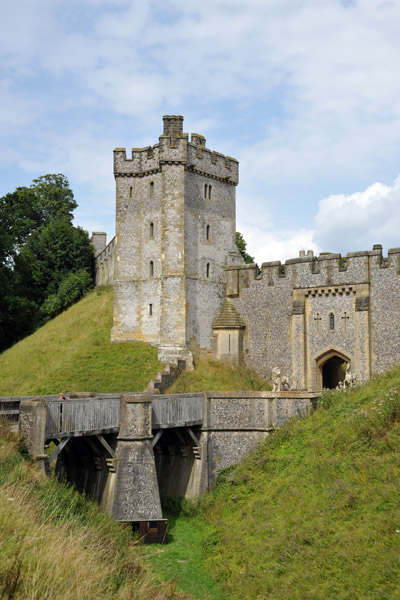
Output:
[272, 366, 290, 391]
[343, 363, 357, 389]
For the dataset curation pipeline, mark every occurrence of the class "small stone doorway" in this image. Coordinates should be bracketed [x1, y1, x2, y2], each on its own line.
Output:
[321, 356, 347, 389]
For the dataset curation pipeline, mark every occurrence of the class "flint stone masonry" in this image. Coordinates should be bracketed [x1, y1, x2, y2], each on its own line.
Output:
[92, 116, 400, 392]
[223, 247, 400, 391]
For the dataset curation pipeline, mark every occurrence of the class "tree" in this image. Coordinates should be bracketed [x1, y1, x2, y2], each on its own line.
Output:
[236, 232, 255, 264]
[30, 174, 77, 224]
[0, 175, 94, 353]
[14, 220, 94, 305]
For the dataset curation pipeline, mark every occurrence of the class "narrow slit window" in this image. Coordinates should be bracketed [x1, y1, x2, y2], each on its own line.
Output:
[329, 313, 335, 331]
[206, 224, 210, 241]
[129, 186, 133, 198]
[150, 222, 154, 238]
[228, 334, 231, 352]
[208, 184, 212, 199]
[150, 181, 154, 197]
[206, 262, 210, 278]
[149, 304, 153, 316]
[149, 261, 154, 277]
[204, 184, 208, 198]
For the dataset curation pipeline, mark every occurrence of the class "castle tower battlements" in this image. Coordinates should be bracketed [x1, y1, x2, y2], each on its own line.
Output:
[111, 116, 242, 364]
[113, 115, 238, 185]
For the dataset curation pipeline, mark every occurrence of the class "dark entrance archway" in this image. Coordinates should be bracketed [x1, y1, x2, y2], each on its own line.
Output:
[321, 356, 347, 389]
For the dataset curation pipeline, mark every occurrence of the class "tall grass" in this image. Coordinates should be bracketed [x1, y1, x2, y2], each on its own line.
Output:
[0, 420, 190, 600]
[199, 366, 400, 599]
[0, 287, 163, 395]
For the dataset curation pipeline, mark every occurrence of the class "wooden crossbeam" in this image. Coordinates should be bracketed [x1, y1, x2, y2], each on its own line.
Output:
[152, 429, 164, 448]
[95, 434, 116, 458]
[186, 427, 200, 446]
[48, 437, 70, 465]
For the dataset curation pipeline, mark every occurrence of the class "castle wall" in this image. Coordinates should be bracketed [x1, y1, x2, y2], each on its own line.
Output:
[226, 246, 400, 390]
[370, 248, 400, 374]
[184, 170, 240, 356]
[112, 168, 163, 343]
[94, 236, 116, 286]
[226, 265, 293, 382]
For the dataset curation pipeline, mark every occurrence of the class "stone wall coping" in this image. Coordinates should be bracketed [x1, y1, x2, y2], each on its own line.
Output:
[261, 261, 281, 268]
[225, 263, 258, 271]
[203, 391, 321, 399]
[120, 393, 152, 404]
[346, 249, 380, 257]
[285, 256, 315, 265]
[388, 247, 400, 254]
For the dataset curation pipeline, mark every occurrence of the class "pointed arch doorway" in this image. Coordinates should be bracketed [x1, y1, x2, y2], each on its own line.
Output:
[314, 348, 352, 390]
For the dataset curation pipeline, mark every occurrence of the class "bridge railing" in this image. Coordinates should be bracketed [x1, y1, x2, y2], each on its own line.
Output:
[152, 393, 203, 429]
[46, 395, 120, 438]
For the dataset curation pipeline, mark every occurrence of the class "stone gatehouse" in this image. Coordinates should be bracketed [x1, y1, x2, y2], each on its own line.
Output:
[92, 116, 400, 391]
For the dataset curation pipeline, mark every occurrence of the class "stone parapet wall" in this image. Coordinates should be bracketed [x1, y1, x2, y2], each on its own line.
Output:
[94, 235, 116, 285]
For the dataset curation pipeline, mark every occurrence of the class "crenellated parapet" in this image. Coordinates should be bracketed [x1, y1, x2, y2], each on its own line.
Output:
[114, 115, 238, 185]
[225, 245, 400, 297]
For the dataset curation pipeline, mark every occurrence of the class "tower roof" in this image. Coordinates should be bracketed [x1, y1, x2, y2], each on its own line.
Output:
[213, 299, 245, 329]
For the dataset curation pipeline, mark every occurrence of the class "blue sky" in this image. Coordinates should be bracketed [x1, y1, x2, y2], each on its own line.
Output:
[2, 0, 400, 264]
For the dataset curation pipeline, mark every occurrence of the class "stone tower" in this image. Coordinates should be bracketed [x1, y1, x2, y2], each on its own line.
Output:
[111, 115, 243, 363]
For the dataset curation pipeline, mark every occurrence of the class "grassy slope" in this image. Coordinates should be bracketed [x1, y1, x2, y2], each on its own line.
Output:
[198, 366, 400, 599]
[166, 360, 270, 393]
[0, 286, 270, 396]
[0, 287, 163, 395]
[0, 421, 190, 600]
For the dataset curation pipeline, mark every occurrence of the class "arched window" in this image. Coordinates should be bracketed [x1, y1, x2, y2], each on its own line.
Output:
[208, 184, 212, 199]
[329, 313, 335, 331]
[149, 222, 154, 238]
[206, 224, 210, 241]
[149, 261, 154, 277]
[204, 184, 208, 198]
[150, 181, 154, 197]
[206, 262, 210, 278]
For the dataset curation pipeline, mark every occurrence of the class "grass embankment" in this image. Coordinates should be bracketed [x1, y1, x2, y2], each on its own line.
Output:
[0, 287, 162, 395]
[0, 284, 270, 395]
[198, 366, 400, 599]
[166, 360, 270, 393]
[0, 421, 190, 600]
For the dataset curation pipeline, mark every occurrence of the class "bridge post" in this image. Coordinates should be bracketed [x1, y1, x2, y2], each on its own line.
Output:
[19, 398, 48, 474]
[103, 394, 162, 522]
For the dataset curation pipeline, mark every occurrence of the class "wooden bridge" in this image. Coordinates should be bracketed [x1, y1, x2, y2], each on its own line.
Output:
[2, 390, 319, 542]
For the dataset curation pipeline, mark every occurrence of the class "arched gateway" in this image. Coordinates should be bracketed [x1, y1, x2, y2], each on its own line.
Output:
[314, 349, 352, 390]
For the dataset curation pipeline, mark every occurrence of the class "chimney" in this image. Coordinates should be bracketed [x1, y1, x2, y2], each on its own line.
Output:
[163, 115, 184, 139]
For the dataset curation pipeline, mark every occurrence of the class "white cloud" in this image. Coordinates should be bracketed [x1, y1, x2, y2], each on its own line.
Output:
[239, 223, 319, 265]
[2, 0, 400, 257]
[312, 176, 400, 254]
